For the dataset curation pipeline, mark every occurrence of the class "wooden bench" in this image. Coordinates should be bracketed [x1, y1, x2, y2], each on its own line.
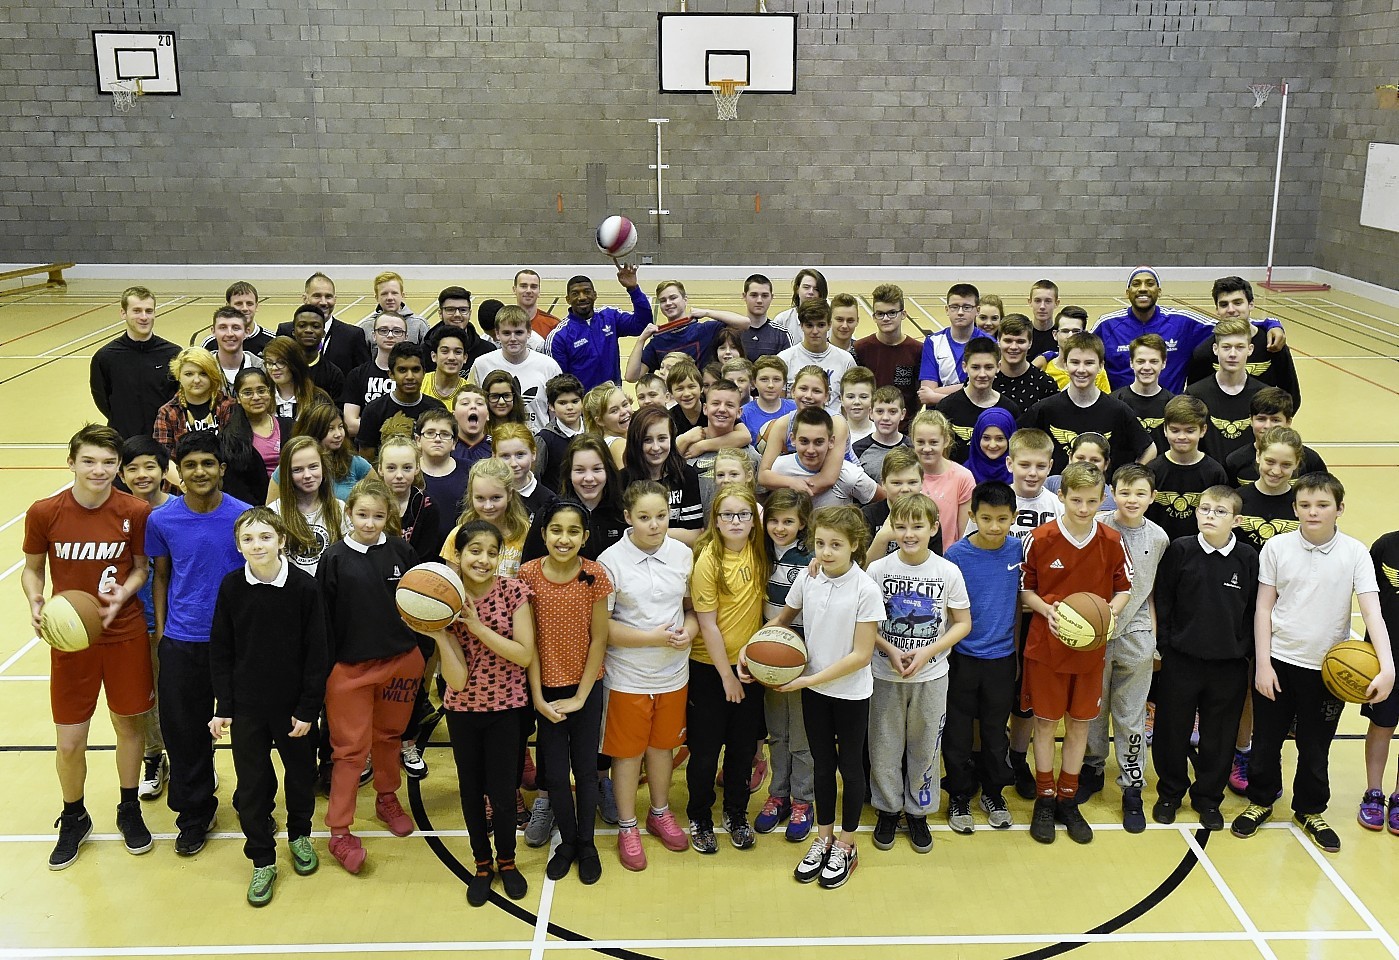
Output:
[0, 262, 76, 296]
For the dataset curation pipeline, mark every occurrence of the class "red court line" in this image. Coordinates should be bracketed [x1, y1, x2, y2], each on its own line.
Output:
[0, 302, 111, 348]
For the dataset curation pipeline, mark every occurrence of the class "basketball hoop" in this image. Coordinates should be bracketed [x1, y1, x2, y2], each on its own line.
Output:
[111, 78, 143, 114]
[1248, 83, 1275, 109]
[709, 79, 747, 121]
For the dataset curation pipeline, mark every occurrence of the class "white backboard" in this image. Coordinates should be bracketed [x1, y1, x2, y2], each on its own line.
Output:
[93, 30, 180, 95]
[1360, 142, 1399, 234]
[657, 13, 797, 94]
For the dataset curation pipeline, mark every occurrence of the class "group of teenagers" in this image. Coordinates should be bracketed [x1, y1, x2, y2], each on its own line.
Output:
[23, 265, 1399, 909]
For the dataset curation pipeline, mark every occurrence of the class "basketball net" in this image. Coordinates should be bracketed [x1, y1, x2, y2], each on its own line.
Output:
[709, 80, 746, 121]
[112, 79, 143, 114]
[1248, 83, 1275, 109]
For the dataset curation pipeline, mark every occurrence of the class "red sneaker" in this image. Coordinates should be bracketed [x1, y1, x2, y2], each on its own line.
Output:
[646, 809, 688, 852]
[329, 832, 366, 874]
[375, 792, 414, 837]
[617, 825, 647, 871]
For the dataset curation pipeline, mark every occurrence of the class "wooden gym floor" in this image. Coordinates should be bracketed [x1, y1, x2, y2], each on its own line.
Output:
[1, 275, 1397, 960]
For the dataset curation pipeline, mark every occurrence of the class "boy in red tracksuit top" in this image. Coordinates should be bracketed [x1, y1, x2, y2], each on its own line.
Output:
[1019, 461, 1132, 847]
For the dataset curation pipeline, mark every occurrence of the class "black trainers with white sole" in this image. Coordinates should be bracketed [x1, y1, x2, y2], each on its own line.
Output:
[49, 809, 93, 871]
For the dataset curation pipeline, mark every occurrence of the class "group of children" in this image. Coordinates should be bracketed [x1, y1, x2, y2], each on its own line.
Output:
[26, 272, 1399, 911]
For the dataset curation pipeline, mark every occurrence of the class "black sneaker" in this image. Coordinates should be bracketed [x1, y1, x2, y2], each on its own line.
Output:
[1055, 798, 1094, 844]
[872, 811, 900, 850]
[138, 754, 168, 801]
[498, 861, 528, 900]
[1153, 797, 1180, 825]
[1075, 766, 1106, 804]
[545, 842, 576, 881]
[690, 819, 718, 855]
[1121, 787, 1146, 835]
[358, 758, 373, 788]
[1230, 804, 1272, 839]
[316, 760, 333, 796]
[1012, 753, 1036, 801]
[576, 843, 603, 885]
[906, 815, 933, 853]
[116, 800, 153, 855]
[467, 861, 494, 907]
[1030, 797, 1057, 844]
[175, 809, 216, 857]
[794, 836, 831, 883]
[1194, 804, 1224, 831]
[723, 812, 756, 850]
[48, 809, 92, 871]
[1294, 813, 1341, 853]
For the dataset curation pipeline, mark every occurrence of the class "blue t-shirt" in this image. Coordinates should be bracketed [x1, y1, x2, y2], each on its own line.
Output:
[740, 398, 795, 448]
[145, 494, 250, 642]
[944, 536, 1022, 659]
[136, 496, 175, 632]
[640, 319, 725, 373]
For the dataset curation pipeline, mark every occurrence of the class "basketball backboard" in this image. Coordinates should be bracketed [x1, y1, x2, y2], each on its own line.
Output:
[92, 30, 180, 95]
[657, 13, 797, 94]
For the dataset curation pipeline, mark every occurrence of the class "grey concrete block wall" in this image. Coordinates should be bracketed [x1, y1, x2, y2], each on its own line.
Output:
[0, 0, 1377, 279]
[1314, 0, 1399, 287]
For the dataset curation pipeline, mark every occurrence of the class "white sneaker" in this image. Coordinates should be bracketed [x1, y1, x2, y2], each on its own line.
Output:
[818, 841, 857, 888]
[400, 743, 428, 780]
[793, 835, 830, 883]
[138, 754, 168, 801]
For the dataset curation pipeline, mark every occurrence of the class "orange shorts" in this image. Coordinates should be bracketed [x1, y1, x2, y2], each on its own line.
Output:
[601, 687, 687, 758]
[51, 635, 155, 726]
[1021, 658, 1103, 723]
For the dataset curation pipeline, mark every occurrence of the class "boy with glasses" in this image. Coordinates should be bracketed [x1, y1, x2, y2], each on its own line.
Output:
[343, 314, 405, 439]
[918, 284, 991, 406]
[852, 284, 923, 428]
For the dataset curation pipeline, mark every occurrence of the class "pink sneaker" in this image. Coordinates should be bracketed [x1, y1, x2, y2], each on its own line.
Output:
[646, 809, 688, 852]
[376, 792, 414, 837]
[329, 832, 366, 874]
[748, 752, 768, 793]
[617, 825, 647, 871]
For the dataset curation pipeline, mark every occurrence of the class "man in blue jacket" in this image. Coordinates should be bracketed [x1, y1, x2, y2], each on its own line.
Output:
[548, 265, 653, 392]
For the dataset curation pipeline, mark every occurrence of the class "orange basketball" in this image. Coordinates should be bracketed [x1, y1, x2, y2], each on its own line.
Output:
[395, 562, 466, 633]
[39, 590, 104, 653]
[743, 626, 808, 687]
[1055, 592, 1114, 651]
[1321, 639, 1382, 704]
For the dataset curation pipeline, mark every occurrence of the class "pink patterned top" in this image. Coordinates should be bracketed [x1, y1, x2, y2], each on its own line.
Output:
[443, 577, 533, 712]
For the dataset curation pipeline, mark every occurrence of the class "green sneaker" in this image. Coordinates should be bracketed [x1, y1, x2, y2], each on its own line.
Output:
[247, 865, 277, 907]
[289, 836, 318, 876]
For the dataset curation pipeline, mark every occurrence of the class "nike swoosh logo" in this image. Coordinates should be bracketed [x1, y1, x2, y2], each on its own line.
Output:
[1007, 563, 1022, 571]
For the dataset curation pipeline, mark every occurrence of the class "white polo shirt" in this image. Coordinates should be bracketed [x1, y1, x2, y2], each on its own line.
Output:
[1260, 528, 1379, 669]
[784, 564, 886, 700]
[772, 454, 878, 508]
[598, 532, 692, 695]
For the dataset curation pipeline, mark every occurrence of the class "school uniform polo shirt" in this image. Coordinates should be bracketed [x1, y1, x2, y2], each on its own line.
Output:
[597, 533, 692, 695]
[1260, 529, 1378, 670]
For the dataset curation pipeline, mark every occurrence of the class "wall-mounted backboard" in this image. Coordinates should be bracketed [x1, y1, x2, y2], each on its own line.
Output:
[92, 30, 180, 95]
[657, 13, 797, 94]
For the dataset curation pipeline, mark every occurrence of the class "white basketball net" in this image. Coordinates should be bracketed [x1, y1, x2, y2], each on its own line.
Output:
[111, 80, 141, 113]
[1249, 83, 1275, 108]
[710, 81, 746, 121]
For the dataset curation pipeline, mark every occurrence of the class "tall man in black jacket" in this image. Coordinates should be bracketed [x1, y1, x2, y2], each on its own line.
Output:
[89, 286, 180, 439]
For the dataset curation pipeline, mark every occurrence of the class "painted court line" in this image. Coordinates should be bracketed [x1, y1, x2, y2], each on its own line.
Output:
[1288, 823, 1399, 958]
[0, 639, 40, 677]
[530, 845, 558, 960]
[903, 295, 945, 331]
[1179, 827, 1277, 960]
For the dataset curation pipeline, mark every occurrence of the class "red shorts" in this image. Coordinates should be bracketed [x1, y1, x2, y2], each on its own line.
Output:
[1021, 657, 1103, 723]
[602, 687, 687, 758]
[51, 635, 155, 726]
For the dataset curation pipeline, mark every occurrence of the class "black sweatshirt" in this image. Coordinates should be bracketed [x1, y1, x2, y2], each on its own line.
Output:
[1154, 534, 1259, 661]
[316, 535, 424, 664]
[89, 333, 181, 440]
[209, 563, 329, 722]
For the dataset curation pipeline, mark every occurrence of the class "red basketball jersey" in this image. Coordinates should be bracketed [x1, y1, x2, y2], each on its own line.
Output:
[23, 489, 151, 645]
[1021, 517, 1132, 672]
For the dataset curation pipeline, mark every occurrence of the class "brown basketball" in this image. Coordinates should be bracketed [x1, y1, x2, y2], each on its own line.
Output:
[39, 590, 104, 653]
[1321, 638, 1382, 704]
[1055, 592, 1114, 651]
[743, 626, 809, 687]
[395, 562, 466, 633]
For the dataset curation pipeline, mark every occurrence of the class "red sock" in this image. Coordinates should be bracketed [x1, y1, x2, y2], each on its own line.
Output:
[1058, 772, 1079, 801]
[1035, 771, 1056, 799]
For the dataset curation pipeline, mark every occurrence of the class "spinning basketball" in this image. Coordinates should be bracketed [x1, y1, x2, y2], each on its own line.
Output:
[742, 625, 808, 687]
[38, 590, 104, 654]
[395, 562, 466, 632]
[1055, 592, 1114, 651]
[1321, 638, 1382, 704]
[595, 215, 638, 260]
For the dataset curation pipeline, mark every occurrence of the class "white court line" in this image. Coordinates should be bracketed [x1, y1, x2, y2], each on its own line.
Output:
[0, 640, 40, 676]
[0, 930, 1380, 958]
[530, 839, 559, 960]
[1279, 297, 1399, 345]
[0, 674, 45, 681]
[1306, 297, 1399, 332]
[0, 356, 91, 361]
[903, 296, 944, 332]
[0, 444, 69, 449]
[0, 558, 24, 582]
[34, 296, 193, 358]
[1179, 827, 1278, 960]
[1288, 823, 1399, 958]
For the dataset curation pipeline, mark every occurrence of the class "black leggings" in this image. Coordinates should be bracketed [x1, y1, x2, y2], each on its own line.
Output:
[444, 707, 526, 863]
[535, 683, 604, 848]
[801, 688, 869, 833]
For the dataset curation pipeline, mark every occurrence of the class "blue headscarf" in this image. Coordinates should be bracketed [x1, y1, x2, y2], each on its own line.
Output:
[968, 407, 1017, 485]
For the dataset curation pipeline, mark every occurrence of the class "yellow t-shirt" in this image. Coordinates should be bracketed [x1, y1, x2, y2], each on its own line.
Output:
[1045, 356, 1112, 394]
[689, 542, 764, 665]
[441, 522, 525, 579]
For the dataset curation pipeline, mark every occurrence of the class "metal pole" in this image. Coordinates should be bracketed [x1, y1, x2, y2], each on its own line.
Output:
[1265, 81, 1288, 287]
[648, 118, 670, 218]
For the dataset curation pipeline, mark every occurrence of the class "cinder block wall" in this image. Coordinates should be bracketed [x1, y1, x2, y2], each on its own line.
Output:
[1314, 0, 1399, 286]
[0, 0, 1382, 283]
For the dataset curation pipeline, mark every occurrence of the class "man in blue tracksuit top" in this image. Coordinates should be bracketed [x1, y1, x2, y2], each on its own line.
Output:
[1094, 267, 1285, 394]
[547, 265, 653, 392]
